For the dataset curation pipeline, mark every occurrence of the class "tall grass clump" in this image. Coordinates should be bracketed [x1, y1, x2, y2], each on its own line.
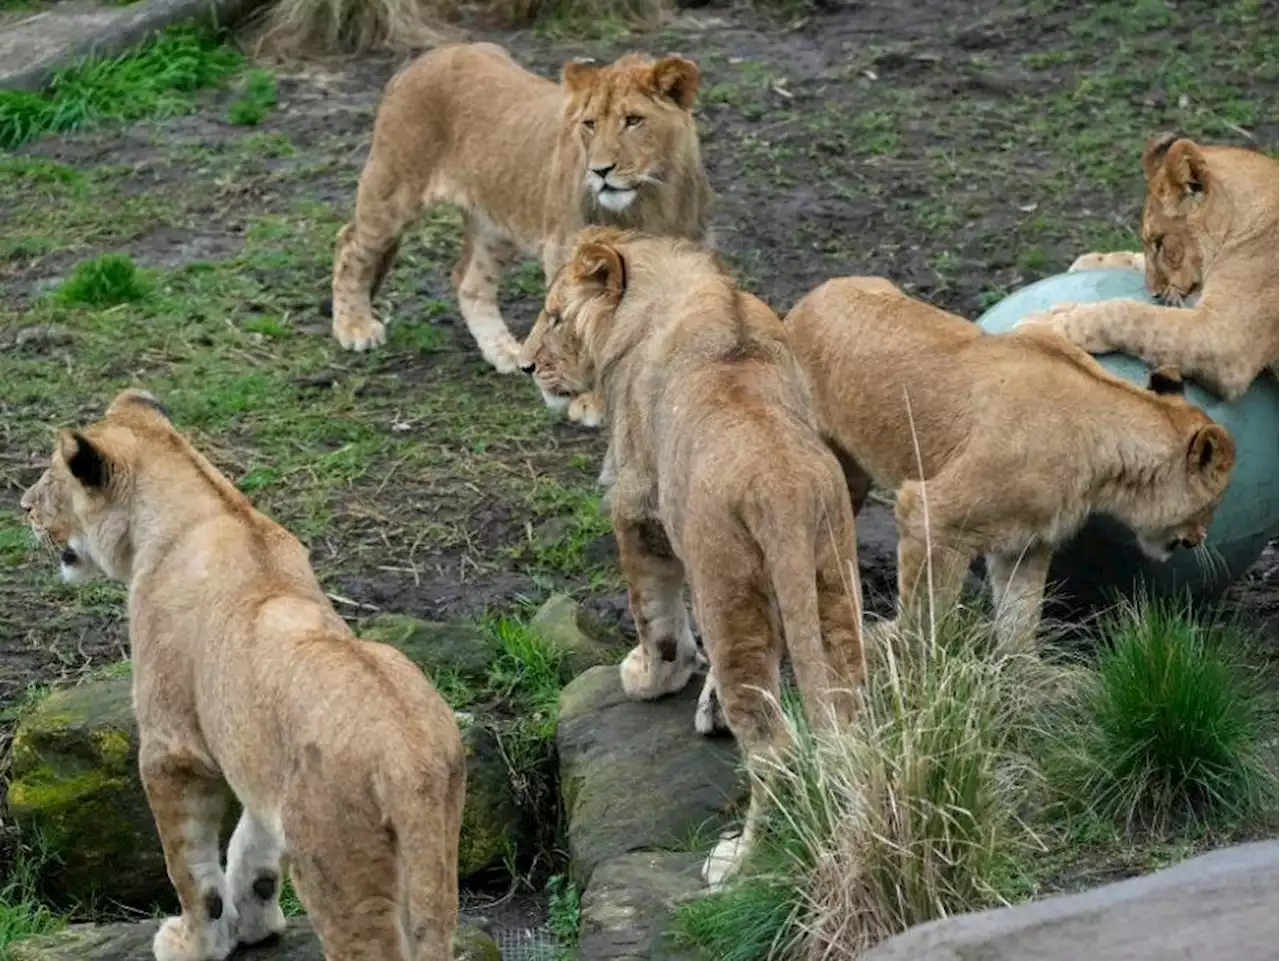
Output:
[1047, 596, 1276, 834]
[0, 840, 67, 953]
[54, 253, 149, 308]
[0, 28, 241, 150]
[674, 610, 1076, 961]
[253, 0, 456, 61]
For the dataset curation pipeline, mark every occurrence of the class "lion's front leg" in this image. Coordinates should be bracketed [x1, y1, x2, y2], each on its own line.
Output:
[615, 517, 702, 700]
[1015, 301, 1122, 354]
[1069, 250, 1145, 274]
[141, 745, 237, 961]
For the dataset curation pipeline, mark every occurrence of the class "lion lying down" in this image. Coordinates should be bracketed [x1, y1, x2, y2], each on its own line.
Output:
[20, 390, 464, 961]
[784, 277, 1237, 649]
[518, 228, 866, 888]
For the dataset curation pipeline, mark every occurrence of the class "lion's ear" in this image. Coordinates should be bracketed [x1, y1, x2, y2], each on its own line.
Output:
[1141, 131, 1180, 181]
[1147, 364, 1185, 396]
[1163, 138, 1209, 197]
[577, 242, 627, 300]
[652, 56, 699, 110]
[1186, 423, 1235, 482]
[561, 59, 597, 95]
[58, 430, 110, 489]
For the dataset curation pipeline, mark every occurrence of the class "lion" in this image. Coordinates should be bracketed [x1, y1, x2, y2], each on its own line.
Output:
[20, 389, 465, 961]
[518, 228, 866, 889]
[330, 42, 712, 393]
[1018, 132, 1278, 401]
[780, 276, 1237, 652]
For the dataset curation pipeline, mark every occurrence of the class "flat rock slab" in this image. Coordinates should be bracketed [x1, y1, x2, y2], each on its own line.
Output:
[0, 0, 267, 92]
[10, 918, 501, 960]
[558, 666, 746, 886]
[577, 852, 703, 961]
[863, 840, 1280, 961]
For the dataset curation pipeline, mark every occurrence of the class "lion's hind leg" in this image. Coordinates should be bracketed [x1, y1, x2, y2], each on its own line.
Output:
[226, 810, 287, 947]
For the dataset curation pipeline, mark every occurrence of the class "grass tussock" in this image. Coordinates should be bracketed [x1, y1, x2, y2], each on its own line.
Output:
[252, 0, 458, 62]
[675, 611, 1074, 961]
[1046, 596, 1276, 835]
[0, 28, 241, 150]
[0, 841, 66, 953]
[54, 253, 150, 308]
[227, 68, 279, 126]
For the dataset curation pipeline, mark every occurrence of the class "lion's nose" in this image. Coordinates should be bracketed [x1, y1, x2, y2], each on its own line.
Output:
[591, 162, 616, 178]
[519, 360, 536, 374]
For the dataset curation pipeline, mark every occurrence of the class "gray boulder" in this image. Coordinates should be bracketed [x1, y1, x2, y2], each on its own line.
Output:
[557, 665, 746, 885]
[577, 852, 703, 961]
[863, 840, 1279, 961]
[9, 918, 501, 960]
[530, 594, 628, 680]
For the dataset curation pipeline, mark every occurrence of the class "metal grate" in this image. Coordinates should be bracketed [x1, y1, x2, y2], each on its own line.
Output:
[487, 924, 566, 960]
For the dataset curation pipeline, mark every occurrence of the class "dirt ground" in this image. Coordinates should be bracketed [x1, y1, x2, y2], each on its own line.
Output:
[1, 0, 1276, 728]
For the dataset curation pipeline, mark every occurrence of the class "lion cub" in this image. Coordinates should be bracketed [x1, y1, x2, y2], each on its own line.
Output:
[785, 277, 1236, 650]
[1020, 133, 1278, 401]
[331, 42, 712, 384]
[20, 390, 464, 961]
[518, 228, 866, 888]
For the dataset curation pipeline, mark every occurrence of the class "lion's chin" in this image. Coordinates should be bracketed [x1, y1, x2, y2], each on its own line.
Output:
[596, 187, 637, 213]
[538, 386, 573, 414]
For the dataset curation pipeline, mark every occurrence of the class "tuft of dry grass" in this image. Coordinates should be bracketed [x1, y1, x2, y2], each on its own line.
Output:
[674, 609, 1080, 961]
[252, 0, 459, 61]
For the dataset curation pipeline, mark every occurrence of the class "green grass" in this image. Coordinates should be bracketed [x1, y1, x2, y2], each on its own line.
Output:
[54, 253, 149, 308]
[0, 28, 242, 150]
[227, 69, 278, 127]
[0, 840, 67, 955]
[546, 873, 581, 944]
[1046, 598, 1277, 834]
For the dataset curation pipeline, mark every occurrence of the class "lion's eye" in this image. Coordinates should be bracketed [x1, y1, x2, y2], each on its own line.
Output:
[582, 119, 596, 132]
[624, 114, 643, 128]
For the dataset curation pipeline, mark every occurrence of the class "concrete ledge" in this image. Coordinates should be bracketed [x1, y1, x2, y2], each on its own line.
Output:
[0, 0, 270, 92]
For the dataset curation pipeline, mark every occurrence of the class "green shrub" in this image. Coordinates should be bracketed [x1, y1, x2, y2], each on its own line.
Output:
[1048, 597, 1276, 834]
[227, 69, 278, 126]
[54, 253, 149, 308]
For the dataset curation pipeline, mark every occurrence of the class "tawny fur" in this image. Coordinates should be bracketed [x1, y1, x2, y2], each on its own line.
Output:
[519, 229, 865, 888]
[330, 42, 712, 390]
[20, 390, 464, 961]
[785, 278, 1237, 650]
[1021, 133, 1278, 401]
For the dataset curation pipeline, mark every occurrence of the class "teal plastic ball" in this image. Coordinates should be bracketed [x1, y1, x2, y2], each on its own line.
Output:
[976, 268, 1278, 608]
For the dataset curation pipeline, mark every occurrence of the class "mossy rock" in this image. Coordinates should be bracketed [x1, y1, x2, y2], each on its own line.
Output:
[360, 613, 499, 684]
[6, 676, 235, 911]
[531, 594, 628, 681]
[457, 721, 522, 880]
[9, 917, 502, 960]
[5, 677, 521, 909]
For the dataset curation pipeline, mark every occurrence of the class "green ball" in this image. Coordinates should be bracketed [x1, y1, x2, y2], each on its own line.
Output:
[976, 268, 1278, 607]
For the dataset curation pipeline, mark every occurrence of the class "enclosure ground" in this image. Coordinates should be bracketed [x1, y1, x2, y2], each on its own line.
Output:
[0, 0, 1276, 926]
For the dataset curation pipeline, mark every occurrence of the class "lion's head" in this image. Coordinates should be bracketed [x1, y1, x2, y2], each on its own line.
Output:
[518, 227, 632, 410]
[1140, 133, 1215, 307]
[561, 54, 704, 220]
[19, 389, 168, 584]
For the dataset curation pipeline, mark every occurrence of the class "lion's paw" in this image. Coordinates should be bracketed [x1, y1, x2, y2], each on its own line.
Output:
[333, 315, 387, 353]
[568, 392, 604, 428]
[478, 332, 522, 374]
[1069, 251, 1145, 274]
[233, 893, 286, 947]
[152, 913, 235, 961]
[694, 672, 728, 736]
[620, 643, 699, 700]
[701, 832, 746, 890]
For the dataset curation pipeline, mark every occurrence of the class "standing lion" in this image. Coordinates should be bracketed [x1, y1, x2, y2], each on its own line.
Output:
[330, 42, 712, 391]
[518, 228, 866, 889]
[20, 390, 465, 961]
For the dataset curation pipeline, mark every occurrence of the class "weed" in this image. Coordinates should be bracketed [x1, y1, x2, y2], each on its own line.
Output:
[0, 838, 67, 953]
[1046, 597, 1276, 834]
[0, 28, 242, 150]
[546, 874, 581, 945]
[54, 253, 149, 308]
[227, 69, 278, 127]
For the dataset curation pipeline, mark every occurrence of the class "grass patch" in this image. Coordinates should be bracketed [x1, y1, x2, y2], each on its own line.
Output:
[0, 840, 67, 954]
[227, 69, 278, 127]
[546, 873, 581, 945]
[1046, 597, 1276, 834]
[0, 28, 242, 150]
[53, 253, 149, 308]
[673, 612, 1070, 959]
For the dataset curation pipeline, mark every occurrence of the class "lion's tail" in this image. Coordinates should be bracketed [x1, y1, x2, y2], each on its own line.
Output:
[377, 735, 465, 961]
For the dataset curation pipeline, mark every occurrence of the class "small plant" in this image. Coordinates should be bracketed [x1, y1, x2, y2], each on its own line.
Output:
[0, 28, 242, 149]
[227, 69, 278, 126]
[54, 253, 150, 308]
[0, 838, 67, 953]
[546, 874, 581, 945]
[673, 610, 1073, 960]
[1048, 597, 1276, 834]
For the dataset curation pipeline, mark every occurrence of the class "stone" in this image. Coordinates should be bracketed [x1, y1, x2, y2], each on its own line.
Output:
[6, 675, 519, 909]
[456, 721, 521, 879]
[862, 840, 1279, 961]
[9, 918, 501, 960]
[577, 852, 704, 961]
[530, 594, 628, 680]
[557, 666, 746, 886]
[359, 613, 498, 685]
